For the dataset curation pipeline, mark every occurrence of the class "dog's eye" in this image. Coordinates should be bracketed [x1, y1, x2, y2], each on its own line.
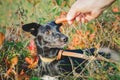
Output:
[46, 29, 51, 34]
[45, 25, 51, 34]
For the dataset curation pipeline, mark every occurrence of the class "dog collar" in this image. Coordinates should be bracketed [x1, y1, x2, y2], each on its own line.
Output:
[39, 50, 64, 63]
[39, 55, 56, 63]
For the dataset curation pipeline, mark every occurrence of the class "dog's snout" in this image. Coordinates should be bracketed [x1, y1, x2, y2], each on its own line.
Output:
[63, 37, 68, 42]
[61, 36, 68, 42]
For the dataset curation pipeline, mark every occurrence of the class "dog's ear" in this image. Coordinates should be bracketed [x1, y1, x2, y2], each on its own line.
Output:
[22, 23, 41, 36]
[56, 22, 62, 30]
[47, 21, 62, 30]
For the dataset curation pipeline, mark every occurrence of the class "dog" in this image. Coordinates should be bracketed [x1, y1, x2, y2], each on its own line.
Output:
[22, 21, 120, 80]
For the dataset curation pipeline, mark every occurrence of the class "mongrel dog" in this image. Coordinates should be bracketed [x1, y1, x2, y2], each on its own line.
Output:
[22, 21, 120, 79]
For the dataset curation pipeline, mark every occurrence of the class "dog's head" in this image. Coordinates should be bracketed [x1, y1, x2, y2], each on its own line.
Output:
[22, 21, 68, 49]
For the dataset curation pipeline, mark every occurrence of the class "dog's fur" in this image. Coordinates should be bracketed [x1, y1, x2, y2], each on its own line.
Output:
[22, 21, 120, 79]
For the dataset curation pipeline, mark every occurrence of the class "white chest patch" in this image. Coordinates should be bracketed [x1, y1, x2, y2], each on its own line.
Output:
[41, 75, 58, 80]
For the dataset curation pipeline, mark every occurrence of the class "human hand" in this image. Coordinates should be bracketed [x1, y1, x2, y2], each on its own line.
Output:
[67, 0, 115, 24]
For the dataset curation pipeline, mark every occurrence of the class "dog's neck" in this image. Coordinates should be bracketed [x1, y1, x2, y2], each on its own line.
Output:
[35, 39, 59, 58]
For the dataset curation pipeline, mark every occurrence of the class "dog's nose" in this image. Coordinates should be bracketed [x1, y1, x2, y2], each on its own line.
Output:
[61, 36, 68, 42]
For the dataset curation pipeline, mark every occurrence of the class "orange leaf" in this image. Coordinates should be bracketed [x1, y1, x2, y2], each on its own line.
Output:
[85, 31, 90, 36]
[72, 34, 79, 45]
[95, 43, 100, 49]
[28, 56, 39, 69]
[0, 32, 5, 47]
[18, 73, 30, 80]
[20, 69, 25, 75]
[33, 56, 39, 62]
[67, 46, 75, 49]
[28, 61, 38, 69]
[79, 41, 85, 49]
[25, 57, 33, 65]
[76, 30, 82, 35]
[11, 56, 18, 66]
[6, 68, 12, 75]
[25, 56, 39, 69]
[89, 33, 95, 41]
[112, 7, 119, 12]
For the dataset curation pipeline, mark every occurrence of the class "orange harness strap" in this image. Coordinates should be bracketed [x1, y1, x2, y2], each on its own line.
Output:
[56, 50, 64, 60]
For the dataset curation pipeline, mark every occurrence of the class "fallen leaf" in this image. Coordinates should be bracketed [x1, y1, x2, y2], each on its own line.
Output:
[25, 57, 33, 65]
[20, 69, 25, 75]
[18, 73, 30, 80]
[5, 68, 12, 76]
[25, 56, 39, 69]
[112, 7, 119, 12]
[11, 56, 18, 66]
[0, 32, 5, 47]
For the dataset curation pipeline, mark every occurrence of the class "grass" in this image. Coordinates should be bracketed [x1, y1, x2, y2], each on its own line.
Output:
[0, 0, 120, 80]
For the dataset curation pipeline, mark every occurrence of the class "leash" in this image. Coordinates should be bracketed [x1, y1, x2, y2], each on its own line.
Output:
[57, 50, 118, 64]
[29, 47, 118, 65]
[29, 40, 117, 64]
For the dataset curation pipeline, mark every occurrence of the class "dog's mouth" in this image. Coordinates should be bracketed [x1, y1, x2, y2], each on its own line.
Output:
[55, 42, 67, 48]
[45, 41, 67, 48]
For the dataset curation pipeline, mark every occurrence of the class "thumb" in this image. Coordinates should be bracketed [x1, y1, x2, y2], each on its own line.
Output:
[67, 7, 78, 21]
[67, 0, 81, 21]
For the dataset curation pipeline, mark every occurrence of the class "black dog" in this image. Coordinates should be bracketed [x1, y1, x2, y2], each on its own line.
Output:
[22, 21, 118, 79]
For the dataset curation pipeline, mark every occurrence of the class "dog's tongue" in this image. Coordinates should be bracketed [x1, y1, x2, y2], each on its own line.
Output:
[47, 21, 62, 27]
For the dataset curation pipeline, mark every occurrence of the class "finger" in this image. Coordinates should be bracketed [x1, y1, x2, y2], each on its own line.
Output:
[67, 10, 77, 24]
[76, 13, 86, 23]
[85, 15, 94, 21]
[68, 20, 73, 25]
[81, 18, 86, 23]
[66, 2, 79, 21]
[85, 10, 102, 21]
[76, 15, 81, 22]
[67, 10, 77, 21]
[84, 18, 88, 23]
